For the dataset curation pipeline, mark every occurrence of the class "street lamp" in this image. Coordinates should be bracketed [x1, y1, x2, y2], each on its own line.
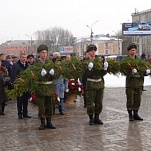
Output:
[113, 31, 120, 55]
[86, 20, 99, 43]
[25, 34, 33, 54]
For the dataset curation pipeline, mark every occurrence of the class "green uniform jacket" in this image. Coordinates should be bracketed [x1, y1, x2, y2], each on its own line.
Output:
[85, 69, 107, 90]
[126, 56, 144, 88]
[34, 59, 56, 97]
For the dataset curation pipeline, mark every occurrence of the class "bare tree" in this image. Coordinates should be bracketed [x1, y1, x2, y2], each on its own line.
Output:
[35, 27, 74, 54]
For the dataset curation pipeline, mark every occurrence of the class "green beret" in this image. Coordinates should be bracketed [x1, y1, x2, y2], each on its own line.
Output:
[87, 44, 97, 52]
[127, 43, 137, 51]
[37, 44, 48, 53]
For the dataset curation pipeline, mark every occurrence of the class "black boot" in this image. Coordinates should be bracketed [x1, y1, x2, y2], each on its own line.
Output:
[128, 110, 134, 121]
[94, 114, 103, 124]
[133, 110, 143, 121]
[2, 103, 5, 115]
[46, 117, 56, 129]
[89, 114, 94, 125]
[39, 119, 45, 130]
[18, 114, 22, 119]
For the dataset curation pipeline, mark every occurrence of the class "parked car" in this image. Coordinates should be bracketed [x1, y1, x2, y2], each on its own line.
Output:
[116, 55, 127, 62]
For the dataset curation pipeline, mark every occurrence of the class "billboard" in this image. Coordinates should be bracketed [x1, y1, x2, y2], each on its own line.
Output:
[58, 46, 73, 52]
[122, 22, 151, 36]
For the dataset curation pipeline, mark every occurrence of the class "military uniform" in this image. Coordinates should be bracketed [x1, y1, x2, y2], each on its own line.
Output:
[125, 43, 149, 121]
[35, 45, 56, 130]
[84, 44, 108, 125]
[126, 56, 143, 111]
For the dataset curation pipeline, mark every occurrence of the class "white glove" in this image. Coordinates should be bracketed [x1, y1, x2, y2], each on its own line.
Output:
[146, 69, 151, 75]
[88, 62, 94, 71]
[132, 68, 137, 74]
[104, 61, 108, 70]
[49, 68, 55, 75]
[41, 68, 47, 77]
[65, 88, 69, 92]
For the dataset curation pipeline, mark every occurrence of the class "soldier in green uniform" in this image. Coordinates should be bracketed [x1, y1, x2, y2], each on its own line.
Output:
[35, 44, 56, 130]
[126, 43, 150, 121]
[85, 44, 108, 125]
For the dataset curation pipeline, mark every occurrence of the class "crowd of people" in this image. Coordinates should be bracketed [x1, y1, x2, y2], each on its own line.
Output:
[0, 43, 149, 130]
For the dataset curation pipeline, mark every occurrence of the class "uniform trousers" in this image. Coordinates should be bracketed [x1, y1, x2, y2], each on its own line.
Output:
[86, 88, 104, 115]
[37, 96, 53, 119]
[126, 87, 142, 110]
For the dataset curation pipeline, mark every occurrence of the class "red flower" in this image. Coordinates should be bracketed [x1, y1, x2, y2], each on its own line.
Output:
[68, 79, 84, 96]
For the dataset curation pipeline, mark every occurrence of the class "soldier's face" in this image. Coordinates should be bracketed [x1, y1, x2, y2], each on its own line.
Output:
[129, 48, 136, 57]
[88, 50, 96, 58]
[39, 50, 48, 60]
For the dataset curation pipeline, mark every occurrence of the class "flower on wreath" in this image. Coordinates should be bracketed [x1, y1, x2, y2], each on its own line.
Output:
[68, 79, 84, 96]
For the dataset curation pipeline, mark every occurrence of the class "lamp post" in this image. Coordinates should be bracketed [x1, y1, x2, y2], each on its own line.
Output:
[86, 20, 99, 43]
[113, 31, 120, 55]
[25, 34, 33, 54]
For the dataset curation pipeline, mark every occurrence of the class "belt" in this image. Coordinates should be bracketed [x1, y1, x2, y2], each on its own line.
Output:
[87, 78, 102, 82]
[37, 81, 53, 84]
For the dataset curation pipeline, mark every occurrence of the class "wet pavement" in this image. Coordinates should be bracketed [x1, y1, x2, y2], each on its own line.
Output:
[1, 86, 151, 151]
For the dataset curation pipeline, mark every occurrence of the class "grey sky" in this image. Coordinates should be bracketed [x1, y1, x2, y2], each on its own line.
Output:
[0, 0, 151, 44]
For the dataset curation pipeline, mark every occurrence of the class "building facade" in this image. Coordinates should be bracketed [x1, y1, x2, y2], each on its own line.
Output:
[74, 35, 122, 57]
[0, 40, 37, 56]
[131, 9, 151, 57]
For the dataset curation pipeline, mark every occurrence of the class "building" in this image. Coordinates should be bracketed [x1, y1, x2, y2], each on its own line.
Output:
[131, 9, 151, 57]
[0, 40, 37, 56]
[74, 34, 122, 56]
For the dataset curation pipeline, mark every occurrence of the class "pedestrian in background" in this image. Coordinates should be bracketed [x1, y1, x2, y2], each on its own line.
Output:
[125, 43, 150, 121]
[0, 61, 9, 115]
[141, 53, 147, 91]
[12, 53, 31, 119]
[52, 52, 68, 115]
[27, 54, 35, 65]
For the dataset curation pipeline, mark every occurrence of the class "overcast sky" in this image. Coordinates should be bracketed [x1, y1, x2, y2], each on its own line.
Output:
[0, 0, 151, 44]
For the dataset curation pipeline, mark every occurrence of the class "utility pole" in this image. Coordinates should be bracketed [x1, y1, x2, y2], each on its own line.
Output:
[86, 20, 99, 43]
[25, 34, 33, 54]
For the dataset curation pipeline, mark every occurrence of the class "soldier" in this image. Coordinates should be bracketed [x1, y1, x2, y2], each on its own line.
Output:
[84, 44, 108, 125]
[126, 43, 150, 121]
[35, 44, 56, 130]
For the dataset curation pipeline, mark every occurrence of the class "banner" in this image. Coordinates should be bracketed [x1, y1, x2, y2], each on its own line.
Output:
[122, 22, 151, 36]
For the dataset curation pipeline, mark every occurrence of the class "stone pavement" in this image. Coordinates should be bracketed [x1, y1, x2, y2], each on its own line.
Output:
[1, 86, 151, 151]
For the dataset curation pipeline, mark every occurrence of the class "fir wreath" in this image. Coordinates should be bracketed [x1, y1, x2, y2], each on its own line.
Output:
[7, 56, 151, 99]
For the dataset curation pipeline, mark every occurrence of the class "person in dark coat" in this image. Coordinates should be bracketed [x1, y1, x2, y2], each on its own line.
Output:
[12, 53, 31, 119]
[141, 53, 147, 91]
[0, 61, 9, 115]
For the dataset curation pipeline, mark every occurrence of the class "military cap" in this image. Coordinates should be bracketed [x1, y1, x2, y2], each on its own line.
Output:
[87, 44, 97, 52]
[37, 44, 48, 53]
[27, 54, 34, 59]
[127, 43, 137, 51]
